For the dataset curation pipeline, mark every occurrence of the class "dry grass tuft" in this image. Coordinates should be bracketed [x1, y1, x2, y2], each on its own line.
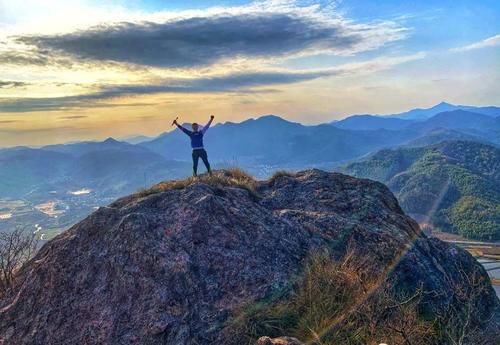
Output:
[224, 249, 437, 345]
[224, 250, 366, 344]
[268, 170, 295, 185]
[135, 168, 260, 199]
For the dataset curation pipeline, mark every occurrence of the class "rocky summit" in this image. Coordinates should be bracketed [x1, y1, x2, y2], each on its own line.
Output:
[0, 169, 498, 345]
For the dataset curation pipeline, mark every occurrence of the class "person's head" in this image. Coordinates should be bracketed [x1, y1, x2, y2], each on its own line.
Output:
[191, 123, 199, 132]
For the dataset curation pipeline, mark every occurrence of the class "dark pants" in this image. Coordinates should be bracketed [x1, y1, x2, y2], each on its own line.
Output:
[192, 149, 211, 176]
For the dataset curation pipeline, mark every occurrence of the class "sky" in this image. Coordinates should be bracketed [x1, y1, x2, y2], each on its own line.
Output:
[0, 0, 499, 146]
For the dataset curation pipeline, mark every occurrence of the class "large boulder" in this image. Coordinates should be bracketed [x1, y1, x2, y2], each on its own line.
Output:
[0, 170, 497, 344]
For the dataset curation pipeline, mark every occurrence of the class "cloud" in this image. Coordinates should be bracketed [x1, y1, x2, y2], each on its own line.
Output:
[0, 70, 321, 112]
[0, 96, 160, 112]
[0, 52, 424, 112]
[0, 51, 77, 68]
[0, 125, 78, 133]
[452, 34, 500, 52]
[0, 51, 49, 66]
[58, 115, 88, 120]
[0, 80, 28, 88]
[10, 3, 407, 68]
[0, 1, 413, 115]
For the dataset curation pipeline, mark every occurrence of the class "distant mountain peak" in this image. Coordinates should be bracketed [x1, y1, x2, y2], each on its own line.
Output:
[255, 114, 286, 122]
[434, 101, 454, 107]
[103, 137, 119, 144]
[236, 114, 295, 127]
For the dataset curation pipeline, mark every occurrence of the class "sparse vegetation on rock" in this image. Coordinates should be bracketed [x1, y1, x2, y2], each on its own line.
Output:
[0, 228, 37, 298]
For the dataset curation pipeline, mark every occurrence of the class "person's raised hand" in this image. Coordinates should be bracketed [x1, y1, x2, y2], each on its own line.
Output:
[210, 115, 215, 120]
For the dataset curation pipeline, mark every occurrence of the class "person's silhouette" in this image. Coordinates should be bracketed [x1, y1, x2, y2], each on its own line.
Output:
[173, 115, 214, 177]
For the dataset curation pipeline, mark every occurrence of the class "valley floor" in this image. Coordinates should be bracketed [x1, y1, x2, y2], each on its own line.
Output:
[431, 230, 500, 297]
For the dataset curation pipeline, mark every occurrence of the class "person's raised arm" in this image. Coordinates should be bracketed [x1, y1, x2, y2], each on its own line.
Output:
[202, 115, 215, 134]
[173, 118, 192, 136]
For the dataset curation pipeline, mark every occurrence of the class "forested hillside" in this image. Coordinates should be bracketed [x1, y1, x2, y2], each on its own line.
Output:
[342, 141, 500, 240]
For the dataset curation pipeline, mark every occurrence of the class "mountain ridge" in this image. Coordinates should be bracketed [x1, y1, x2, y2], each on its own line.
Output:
[138, 114, 416, 164]
[332, 106, 500, 131]
[407, 109, 498, 133]
[387, 101, 500, 120]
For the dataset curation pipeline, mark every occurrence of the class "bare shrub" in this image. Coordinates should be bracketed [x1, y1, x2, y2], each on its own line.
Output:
[339, 285, 437, 345]
[435, 262, 496, 345]
[0, 228, 37, 297]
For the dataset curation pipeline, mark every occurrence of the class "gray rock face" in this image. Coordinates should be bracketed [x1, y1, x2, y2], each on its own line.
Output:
[0, 170, 497, 344]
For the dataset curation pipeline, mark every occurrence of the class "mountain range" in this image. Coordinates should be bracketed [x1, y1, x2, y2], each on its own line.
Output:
[0, 102, 499, 239]
[332, 102, 500, 130]
[2, 103, 498, 203]
[390, 101, 500, 120]
[139, 115, 415, 165]
[0, 139, 190, 236]
[139, 106, 500, 165]
[0, 138, 189, 199]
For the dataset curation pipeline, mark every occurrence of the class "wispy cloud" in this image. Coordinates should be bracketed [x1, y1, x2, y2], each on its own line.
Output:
[0, 96, 165, 112]
[452, 33, 500, 52]
[58, 115, 88, 120]
[0, 52, 424, 112]
[0, 80, 28, 88]
[0, 125, 79, 133]
[0, 50, 74, 67]
[0, 70, 323, 112]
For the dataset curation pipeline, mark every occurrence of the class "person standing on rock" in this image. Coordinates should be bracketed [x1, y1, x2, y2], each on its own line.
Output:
[173, 115, 214, 177]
